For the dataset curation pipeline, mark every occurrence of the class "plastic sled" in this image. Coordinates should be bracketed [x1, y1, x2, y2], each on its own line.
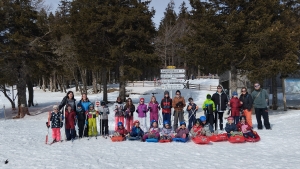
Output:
[172, 137, 189, 143]
[208, 133, 228, 142]
[228, 135, 245, 143]
[146, 138, 159, 143]
[245, 132, 260, 142]
[127, 136, 142, 141]
[111, 136, 125, 142]
[192, 136, 210, 144]
[159, 139, 172, 143]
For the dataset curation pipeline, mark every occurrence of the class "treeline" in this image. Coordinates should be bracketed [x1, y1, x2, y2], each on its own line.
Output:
[1, 0, 300, 112]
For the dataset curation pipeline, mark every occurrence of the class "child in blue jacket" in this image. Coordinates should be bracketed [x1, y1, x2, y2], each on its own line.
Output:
[130, 120, 144, 138]
[225, 116, 241, 137]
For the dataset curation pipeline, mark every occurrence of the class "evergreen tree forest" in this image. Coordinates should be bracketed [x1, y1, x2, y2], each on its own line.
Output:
[1, 0, 300, 114]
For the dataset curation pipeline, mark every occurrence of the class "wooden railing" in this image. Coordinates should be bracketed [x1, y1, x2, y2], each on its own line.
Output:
[189, 84, 218, 91]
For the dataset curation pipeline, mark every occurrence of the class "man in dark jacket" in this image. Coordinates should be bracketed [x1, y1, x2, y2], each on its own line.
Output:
[239, 87, 253, 127]
[211, 85, 228, 131]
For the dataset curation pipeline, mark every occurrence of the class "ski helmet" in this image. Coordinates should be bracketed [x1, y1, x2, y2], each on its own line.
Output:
[200, 116, 206, 122]
[89, 103, 94, 108]
[179, 121, 186, 126]
[151, 119, 157, 126]
[101, 101, 106, 106]
[206, 94, 211, 99]
[77, 103, 82, 108]
[232, 91, 238, 96]
[163, 120, 170, 125]
[240, 116, 246, 121]
[118, 122, 123, 126]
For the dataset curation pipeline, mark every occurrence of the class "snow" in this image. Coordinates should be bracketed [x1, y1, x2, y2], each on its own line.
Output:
[0, 80, 300, 168]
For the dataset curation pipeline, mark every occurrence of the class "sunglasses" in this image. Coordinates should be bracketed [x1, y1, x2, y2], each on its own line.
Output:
[140, 101, 144, 102]
[254, 85, 260, 87]
[217, 88, 222, 89]
[241, 90, 246, 92]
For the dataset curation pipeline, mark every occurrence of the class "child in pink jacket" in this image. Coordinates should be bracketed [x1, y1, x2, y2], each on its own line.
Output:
[142, 120, 160, 141]
[148, 96, 160, 124]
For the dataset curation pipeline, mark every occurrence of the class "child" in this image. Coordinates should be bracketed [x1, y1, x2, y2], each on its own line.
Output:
[98, 101, 110, 136]
[202, 94, 216, 129]
[136, 98, 148, 131]
[161, 91, 172, 125]
[76, 103, 88, 138]
[114, 97, 124, 131]
[229, 91, 242, 124]
[160, 120, 173, 140]
[123, 98, 135, 132]
[129, 120, 144, 138]
[199, 116, 214, 136]
[148, 96, 160, 123]
[114, 122, 128, 138]
[236, 116, 256, 138]
[187, 97, 199, 130]
[85, 103, 99, 138]
[190, 119, 202, 138]
[64, 104, 76, 141]
[142, 120, 160, 141]
[225, 116, 240, 137]
[46, 105, 63, 143]
[174, 121, 189, 138]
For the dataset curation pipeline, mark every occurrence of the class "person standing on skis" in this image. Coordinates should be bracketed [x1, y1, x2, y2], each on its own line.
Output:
[98, 101, 110, 136]
[46, 105, 63, 143]
[76, 103, 87, 138]
[211, 85, 228, 131]
[85, 103, 99, 138]
[64, 104, 76, 141]
[172, 90, 186, 131]
[161, 91, 172, 125]
[187, 97, 198, 130]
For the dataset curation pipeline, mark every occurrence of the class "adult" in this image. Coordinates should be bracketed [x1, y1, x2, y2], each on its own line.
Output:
[161, 91, 172, 125]
[123, 98, 135, 132]
[78, 93, 91, 112]
[239, 87, 253, 127]
[172, 90, 186, 131]
[59, 91, 76, 111]
[251, 82, 271, 130]
[211, 85, 228, 131]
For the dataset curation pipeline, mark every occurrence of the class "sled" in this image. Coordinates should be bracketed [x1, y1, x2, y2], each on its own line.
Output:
[111, 136, 125, 142]
[127, 136, 142, 141]
[192, 136, 210, 144]
[208, 133, 228, 142]
[228, 135, 245, 143]
[146, 138, 159, 143]
[245, 132, 260, 142]
[159, 139, 172, 143]
[172, 137, 189, 143]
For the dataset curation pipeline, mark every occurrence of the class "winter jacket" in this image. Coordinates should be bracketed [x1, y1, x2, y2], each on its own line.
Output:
[225, 123, 237, 133]
[116, 127, 128, 137]
[236, 122, 252, 133]
[161, 97, 172, 113]
[79, 99, 91, 112]
[85, 109, 99, 119]
[175, 127, 189, 138]
[201, 122, 214, 133]
[172, 96, 186, 112]
[251, 89, 269, 108]
[202, 99, 216, 114]
[161, 127, 172, 136]
[76, 109, 86, 121]
[239, 92, 253, 111]
[211, 92, 228, 111]
[148, 101, 160, 115]
[65, 110, 76, 129]
[49, 111, 62, 128]
[190, 125, 203, 137]
[229, 97, 242, 116]
[136, 104, 148, 118]
[123, 104, 135, 118]
[97, 106, 110, 120]
[114, 102, 124, 117]
[187, 103, 198, 115]
[148, 127, 160, 135]
[59, 96, 76, 111]
[130, 126, 144, 137]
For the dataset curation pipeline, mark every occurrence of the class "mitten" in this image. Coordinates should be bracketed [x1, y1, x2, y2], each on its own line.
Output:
[157, 105, 161, 109]
[61, 115, 64, 120]
[85, 120, 88, 125]
[60, 122, 63, 128]
[93, 114, 96, 118]
[100, 112, 103, 115]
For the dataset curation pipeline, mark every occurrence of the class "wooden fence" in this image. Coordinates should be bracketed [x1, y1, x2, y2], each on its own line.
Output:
[189, 84, 218, 91]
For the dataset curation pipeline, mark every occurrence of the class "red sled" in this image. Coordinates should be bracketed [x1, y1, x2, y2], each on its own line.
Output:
[111, 136, 125, 142]
[228, 135, 245, 143]
[159, 139, 172, 143]
[192, 136, 210, 144]
[245, 131, 260, 142]
[208, 133, 228, 142]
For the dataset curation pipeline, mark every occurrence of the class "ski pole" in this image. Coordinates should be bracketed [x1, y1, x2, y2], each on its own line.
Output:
[63, 105, 67, 141]
[45, 127, 49, 144]
[100, 114, 102, 137]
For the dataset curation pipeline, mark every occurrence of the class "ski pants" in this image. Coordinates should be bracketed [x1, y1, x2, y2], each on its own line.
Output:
[125, 116, 133, 132]
[173, 110, 184, 131]
[138, 117, 147, 131]
[206, 113, 214, 130]
[52, 128, 61, 141]
[233, 116, 239, 125]
[188, 113, 196, 130]
[65, 128, 76, 140]
[150, 113, 158, 124]
[162, 113, 171, 125]
[115, 116, 124, 131]
[243, 131, 255, 138]
[100, 119, 109, 135]
[78, 120, 88, 138]
[88, 118, 98, 136]
[255, 108, 271, 129]
[214, 111, 224, 130]
[243, 109, 253, 127]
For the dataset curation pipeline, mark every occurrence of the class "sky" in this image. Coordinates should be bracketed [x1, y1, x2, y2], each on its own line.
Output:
[43, 0, 190, 28]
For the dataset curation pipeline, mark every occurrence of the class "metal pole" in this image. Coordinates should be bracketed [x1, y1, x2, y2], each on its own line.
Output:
[3, 105, 6, 120]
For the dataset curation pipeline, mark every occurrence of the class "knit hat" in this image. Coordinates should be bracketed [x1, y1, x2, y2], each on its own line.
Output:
[240, 116, 246, 121]
[53, 105, 59, 110]
[227, 116, 234, 120]
[133, 120, 140, 125]
[232, 91, 238, 96]
[176, 90, 181, 94]
[206, 94, 211, 99]
[77, 103, 82, 107]
[140, 98, 144, 102]
[164, 91, 169, 95]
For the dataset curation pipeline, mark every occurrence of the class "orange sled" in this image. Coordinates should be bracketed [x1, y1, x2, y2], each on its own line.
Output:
[208, 133, 228, 142]
[192, 136, 210, 144]
[159, 139, 172, 143]
[111, 136, 125, 142]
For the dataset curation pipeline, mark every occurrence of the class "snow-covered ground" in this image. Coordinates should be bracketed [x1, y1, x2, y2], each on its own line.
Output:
[0, 79, 300, 168]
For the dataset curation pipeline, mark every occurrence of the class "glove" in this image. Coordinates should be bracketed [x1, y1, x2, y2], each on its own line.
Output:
[176, 102, 183, 107]
[142, 108, 147, 112]
[60, 122, 63, 128]
[136, 109, 139, 113]
[148, 106, 152, 110]
[93, 114, 96, 118]
[61, 115, 64, 120]
[46, 122, 50, 128]
[85, 120, 88, 125]
[100, 112, 103, 115]
[106, 109, 109, 113]
[114, 109, 118, 113]
[158, 105, 161, 109]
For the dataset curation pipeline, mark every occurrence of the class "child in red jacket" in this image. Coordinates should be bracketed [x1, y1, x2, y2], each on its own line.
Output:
[190, 119, 202, 138]
[114, 122, 128, 138]
[64, 104, 77, 141]
[229, 91, 242, 125]
[236, 116, 256, 138]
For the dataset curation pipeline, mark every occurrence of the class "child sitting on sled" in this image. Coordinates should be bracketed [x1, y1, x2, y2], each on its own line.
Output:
[160, 120, 173, 140]
[174, 121, 189, 138]
[199, 116, 214, 136]
[142, 120, 160, 141]
[190, 119, 203, 138]
[114, 122, 128, 137]
[236, 116, 256, 138]
[129, 120, 144, 139]
[225, 116, 242, 137]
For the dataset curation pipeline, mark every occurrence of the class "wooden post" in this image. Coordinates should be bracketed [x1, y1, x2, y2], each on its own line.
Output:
[282, 78, 287, 111]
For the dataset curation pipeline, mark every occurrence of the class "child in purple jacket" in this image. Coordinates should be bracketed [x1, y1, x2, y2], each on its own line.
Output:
[148, 96, 160, 124]
[136, 98, 148, 131]
[142, 120, 160, 141]
[174, 121, 189, 138]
